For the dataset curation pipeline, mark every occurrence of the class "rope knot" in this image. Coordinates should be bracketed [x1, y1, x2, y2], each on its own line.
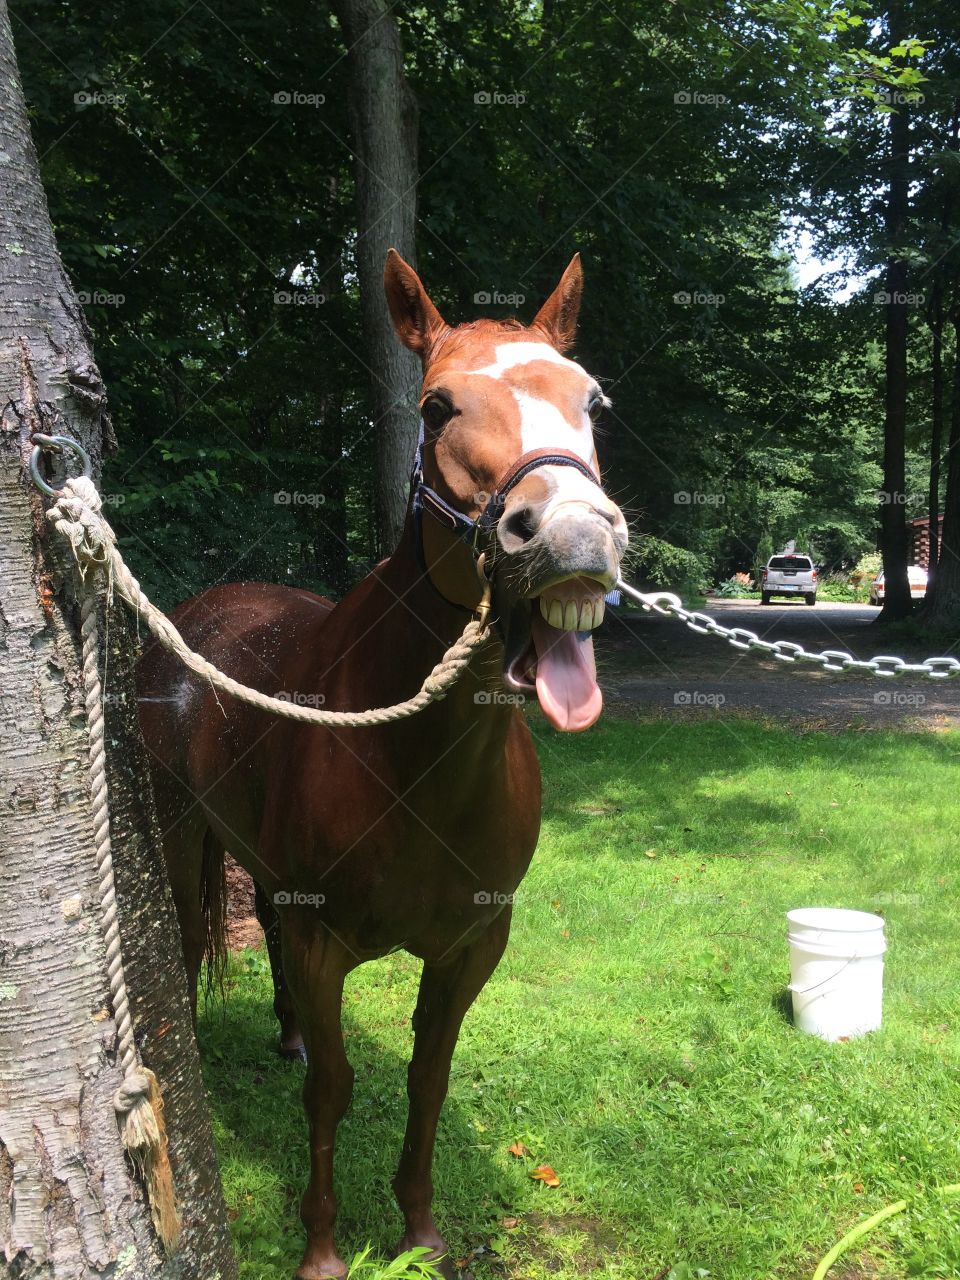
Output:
[46, 476, 115, 576]
[114, 1068, 153, 1117]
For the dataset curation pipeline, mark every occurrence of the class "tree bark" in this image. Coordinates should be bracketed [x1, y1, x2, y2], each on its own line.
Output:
[878, 21, 913, 622]
[926, 279, 944, 589]
[0, 2, 237, 1274]
[925, 312, 960, 624]
[331, 0, 421, 555]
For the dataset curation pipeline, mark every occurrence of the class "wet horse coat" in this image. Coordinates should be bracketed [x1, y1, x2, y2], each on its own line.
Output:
[137, 251, 627, 1278]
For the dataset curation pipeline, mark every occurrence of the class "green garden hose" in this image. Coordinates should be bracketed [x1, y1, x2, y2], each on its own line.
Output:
[813, 1183, 960, 1279]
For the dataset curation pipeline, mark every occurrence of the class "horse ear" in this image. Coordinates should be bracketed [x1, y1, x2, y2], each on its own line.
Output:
[531, 253, 583, 353]
[383, 249, 447, 359]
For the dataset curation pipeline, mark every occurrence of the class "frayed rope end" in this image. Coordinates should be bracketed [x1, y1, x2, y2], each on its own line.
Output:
[115, 1068, 182, 1249]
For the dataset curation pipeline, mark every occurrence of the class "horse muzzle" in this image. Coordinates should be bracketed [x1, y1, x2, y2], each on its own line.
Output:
[496, 498, 627, 733]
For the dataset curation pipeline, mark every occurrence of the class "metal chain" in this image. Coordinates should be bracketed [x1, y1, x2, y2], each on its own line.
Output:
[614, 579, 960, 680]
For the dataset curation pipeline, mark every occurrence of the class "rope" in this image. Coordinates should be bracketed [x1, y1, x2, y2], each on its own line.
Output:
[47, 477, 492, 726]
[76, 574, 180, 1247]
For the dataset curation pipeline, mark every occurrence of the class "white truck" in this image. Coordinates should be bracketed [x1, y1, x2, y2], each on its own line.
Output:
[761, 553, 817, 606]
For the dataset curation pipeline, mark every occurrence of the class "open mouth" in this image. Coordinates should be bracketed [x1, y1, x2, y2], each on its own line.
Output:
[505, 575, 607, 733]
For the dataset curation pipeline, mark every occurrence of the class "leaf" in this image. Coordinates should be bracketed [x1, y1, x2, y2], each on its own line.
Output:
[530, 1164, 560, 1187]
[507, 1140, 530, 1158]
[501, 1216, 519, 1229]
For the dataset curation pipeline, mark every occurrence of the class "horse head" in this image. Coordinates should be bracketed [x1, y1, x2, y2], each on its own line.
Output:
[385, 249, 628, 733]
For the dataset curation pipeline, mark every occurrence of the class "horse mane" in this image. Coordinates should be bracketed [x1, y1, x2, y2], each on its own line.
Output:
[428, 316, 529, 363]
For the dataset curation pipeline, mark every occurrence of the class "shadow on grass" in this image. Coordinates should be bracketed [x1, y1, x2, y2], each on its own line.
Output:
[198, 966, 517, 1269]
[530, 716, 960, 847]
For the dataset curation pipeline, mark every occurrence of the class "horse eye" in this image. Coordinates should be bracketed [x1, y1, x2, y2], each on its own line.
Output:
[587, 394, 606, 421]
[421, 395, 454, 433]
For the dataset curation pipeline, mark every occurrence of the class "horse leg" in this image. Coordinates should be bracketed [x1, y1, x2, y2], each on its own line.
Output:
[394, 911, 512, 1275]
[282, 916, 356, 1280]
[254, 882, 306, 1060]
[152, 776, 209, 1024]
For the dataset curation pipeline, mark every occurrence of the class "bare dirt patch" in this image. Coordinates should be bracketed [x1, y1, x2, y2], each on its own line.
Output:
[225, 853, 262, 952]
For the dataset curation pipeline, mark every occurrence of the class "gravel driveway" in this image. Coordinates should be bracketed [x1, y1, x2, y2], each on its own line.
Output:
[595, 598, 960, 726]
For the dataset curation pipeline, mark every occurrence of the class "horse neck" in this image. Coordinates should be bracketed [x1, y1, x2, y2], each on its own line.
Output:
[326, 509, 513, 745]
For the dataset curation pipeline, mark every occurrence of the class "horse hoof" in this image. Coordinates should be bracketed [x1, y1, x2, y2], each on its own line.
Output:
[294, 1249, 347, 1279]
[278, 1041, 307, 1064]
[395, 1239, 455, 1280]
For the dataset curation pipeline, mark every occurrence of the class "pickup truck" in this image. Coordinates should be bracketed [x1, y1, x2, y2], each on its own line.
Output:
[761, 554, 817, 605]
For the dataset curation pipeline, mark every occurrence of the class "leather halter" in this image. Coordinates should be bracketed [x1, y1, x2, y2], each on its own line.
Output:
[410, 419, 602, 572]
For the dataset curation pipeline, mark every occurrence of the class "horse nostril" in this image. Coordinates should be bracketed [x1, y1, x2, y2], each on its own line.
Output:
[500, 505, 539, 549]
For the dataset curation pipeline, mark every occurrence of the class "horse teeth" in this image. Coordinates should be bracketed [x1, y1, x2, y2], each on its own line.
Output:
[594, 599, 605, 627]
[540, 597, 562, 628]
[563, 601, 579, 630]
[579, 600, 593, 630]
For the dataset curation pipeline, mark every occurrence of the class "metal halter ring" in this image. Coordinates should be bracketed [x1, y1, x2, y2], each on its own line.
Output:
[29, 433, 92, 497]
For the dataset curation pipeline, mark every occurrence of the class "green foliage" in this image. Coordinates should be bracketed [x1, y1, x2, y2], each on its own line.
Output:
[854, 550, 884, 582]
[715, 575, 757, 598]
[7, 0, 953, 615]
[632, 535, 711, 598]
[346, 1246, 442, 1279]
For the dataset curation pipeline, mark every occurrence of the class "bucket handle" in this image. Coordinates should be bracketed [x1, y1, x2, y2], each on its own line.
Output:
[788, 954, 857, 996]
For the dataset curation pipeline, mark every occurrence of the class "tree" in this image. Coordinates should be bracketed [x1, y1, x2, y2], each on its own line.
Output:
[878, 4, 915, 618]
[331, 0, 421, 554]
[0, 1, 236, 1272]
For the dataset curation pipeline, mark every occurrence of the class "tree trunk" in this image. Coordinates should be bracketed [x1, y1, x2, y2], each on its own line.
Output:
[0, 2, 237, 1274]
[926, 280, 944, 590]
[878, 4, 913, 621]
[331, 0, 421, 555]
[926, 313, 960, 624]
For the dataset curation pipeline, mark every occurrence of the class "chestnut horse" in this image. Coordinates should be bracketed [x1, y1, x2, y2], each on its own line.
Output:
[137, 251, 627, 1279]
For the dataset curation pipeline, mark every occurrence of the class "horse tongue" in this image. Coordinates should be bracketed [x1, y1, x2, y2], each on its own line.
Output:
[530, 611, 603, 732]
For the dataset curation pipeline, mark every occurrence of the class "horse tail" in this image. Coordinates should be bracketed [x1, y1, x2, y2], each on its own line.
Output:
[200, 828, 228, 1001]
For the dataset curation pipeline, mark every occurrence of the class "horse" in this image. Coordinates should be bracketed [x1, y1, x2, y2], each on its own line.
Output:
[136, 249, 628, 1279]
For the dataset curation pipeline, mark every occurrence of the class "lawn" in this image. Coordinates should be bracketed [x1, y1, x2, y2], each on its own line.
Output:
[200, 717, 960, 1280]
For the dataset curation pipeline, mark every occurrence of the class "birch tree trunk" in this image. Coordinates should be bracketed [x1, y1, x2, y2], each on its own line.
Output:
[331, 0, 421, 555]
[0, 2, 236, 1274]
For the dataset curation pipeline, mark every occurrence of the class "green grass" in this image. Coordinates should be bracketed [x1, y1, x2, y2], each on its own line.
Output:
[200, 718, 960, 1280]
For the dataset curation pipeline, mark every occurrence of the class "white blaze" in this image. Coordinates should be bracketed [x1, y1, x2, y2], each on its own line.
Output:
[468, 342, 607, 519]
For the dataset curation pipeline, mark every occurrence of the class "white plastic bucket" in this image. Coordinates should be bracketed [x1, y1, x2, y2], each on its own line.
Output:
[786, 907, 887, 1041]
